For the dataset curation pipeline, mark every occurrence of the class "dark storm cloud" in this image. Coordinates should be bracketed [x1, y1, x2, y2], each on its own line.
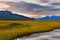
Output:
[51, 2, 60, 6]
[41, 0, 49, 3]
[10, 1, 60, 12]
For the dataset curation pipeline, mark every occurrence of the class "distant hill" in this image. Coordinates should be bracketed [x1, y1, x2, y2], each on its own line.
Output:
[35, 16, 60, 20]
[1, 10, 60, 20]
[0, 11, 34, 20]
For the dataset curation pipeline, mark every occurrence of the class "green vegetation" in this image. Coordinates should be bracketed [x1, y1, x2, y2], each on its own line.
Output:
[0, 20, 60, 40]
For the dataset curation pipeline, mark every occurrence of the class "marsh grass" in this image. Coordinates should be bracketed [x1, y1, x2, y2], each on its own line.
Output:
[0, 20, 60, 40]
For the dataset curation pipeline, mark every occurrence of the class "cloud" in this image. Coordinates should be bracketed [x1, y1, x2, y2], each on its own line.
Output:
[35, 0, 49, 3]
[0, 0, 20, 2]
[40, 0, 49, 3]
[0, 4, 9, 8]
[51, 2, 60, 6]
[8, 1, 60, 18]
[11, 1, 50, 12]
[0, 0, 60, 18]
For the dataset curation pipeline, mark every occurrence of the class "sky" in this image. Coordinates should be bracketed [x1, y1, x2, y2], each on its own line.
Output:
[0, 0, 60, 18]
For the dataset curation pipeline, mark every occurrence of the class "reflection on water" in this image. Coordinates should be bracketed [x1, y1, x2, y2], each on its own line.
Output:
[14, 29, 60, 40]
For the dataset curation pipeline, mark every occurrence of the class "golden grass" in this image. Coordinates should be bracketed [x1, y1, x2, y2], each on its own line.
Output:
[0, 20, 60, 40]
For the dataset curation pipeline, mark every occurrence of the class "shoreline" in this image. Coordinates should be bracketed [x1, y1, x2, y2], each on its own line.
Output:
[12, 28, 60, 40]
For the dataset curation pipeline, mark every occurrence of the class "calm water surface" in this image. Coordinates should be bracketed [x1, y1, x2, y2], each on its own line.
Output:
[14, 29, 60, 40]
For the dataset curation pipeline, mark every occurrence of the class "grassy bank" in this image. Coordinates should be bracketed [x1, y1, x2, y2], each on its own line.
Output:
[0, 20, 60, 40]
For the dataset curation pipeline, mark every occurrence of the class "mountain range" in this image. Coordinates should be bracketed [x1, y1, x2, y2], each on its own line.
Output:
[35, 16, 60, 20]
[0, 11, 34, 20]
[0, 10, 60, 20]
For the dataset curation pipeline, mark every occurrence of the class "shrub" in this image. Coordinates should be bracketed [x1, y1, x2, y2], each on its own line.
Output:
[9, 23, 25, 28]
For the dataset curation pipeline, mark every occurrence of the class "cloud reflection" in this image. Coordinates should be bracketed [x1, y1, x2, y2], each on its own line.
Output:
[14, 29, 60, 40]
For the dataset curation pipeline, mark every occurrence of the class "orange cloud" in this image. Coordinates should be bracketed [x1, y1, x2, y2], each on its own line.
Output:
[0, 2, 13, 10]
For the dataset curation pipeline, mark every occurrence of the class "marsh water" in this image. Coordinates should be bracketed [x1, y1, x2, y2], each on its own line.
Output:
[14, 29, 60, 40]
